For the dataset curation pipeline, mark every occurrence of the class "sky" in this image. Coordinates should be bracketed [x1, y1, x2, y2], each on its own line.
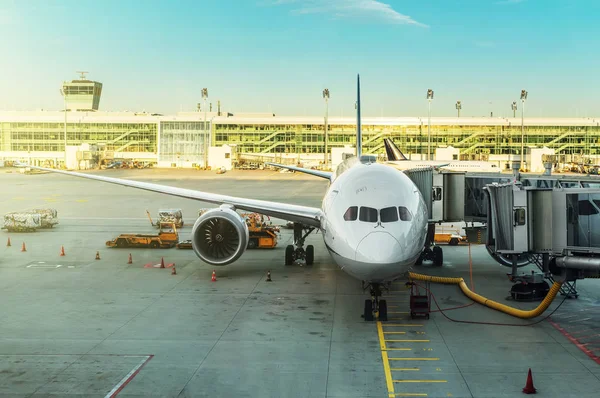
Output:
[0, 0, 598, 118]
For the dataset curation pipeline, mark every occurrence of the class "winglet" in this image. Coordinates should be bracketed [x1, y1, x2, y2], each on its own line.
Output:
[383, 138, 408, 161]
[356, 74, 362, 157]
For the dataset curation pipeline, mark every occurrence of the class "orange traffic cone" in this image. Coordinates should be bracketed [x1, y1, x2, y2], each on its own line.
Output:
[160, 257, 165, 269]
[21, 242, 26, 252]
[171, 265, 177, 275]
[60, 246, 65, 256]
[127, 253, 133, 264]
[211, 270, 217, 282]
[522, 368, 537, 394]
[6, 237, 11, 247]
[266, 270, 272, 282]
[95, 251, 100, 260]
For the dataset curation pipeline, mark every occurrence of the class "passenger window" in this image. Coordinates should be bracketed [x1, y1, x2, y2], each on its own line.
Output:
[359, 207, 378, 222]
[398, 206, 412, 221]
[380, 207, 398, 222]
[343, 206, 358, 221]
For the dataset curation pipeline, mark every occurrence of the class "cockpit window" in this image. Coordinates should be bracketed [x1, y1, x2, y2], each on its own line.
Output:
[359, 207, 378, 222]
[398, 206, 412, 221]
[343, 206, 358, 221]
[380, 207, 399, 222]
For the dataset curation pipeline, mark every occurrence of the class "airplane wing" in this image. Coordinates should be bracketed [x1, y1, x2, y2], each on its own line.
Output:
[265, 162, 332, 180]
[16, 165, 323, 227]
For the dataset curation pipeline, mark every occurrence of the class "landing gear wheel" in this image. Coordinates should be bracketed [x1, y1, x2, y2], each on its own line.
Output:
[150, 241, 159, 249]
[306, 245, 314, 265]
[378, 299, 388, 321]
[433, 246, 443, 266]
[449, 237, 459, 246]
[248, 239, 258, 249]
[363, 299, 374, 321]
[285, 245, 294, 265]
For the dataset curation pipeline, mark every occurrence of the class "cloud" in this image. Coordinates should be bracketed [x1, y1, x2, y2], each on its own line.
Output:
[495, 0, 526, 4]
[271, 0, 428, 28]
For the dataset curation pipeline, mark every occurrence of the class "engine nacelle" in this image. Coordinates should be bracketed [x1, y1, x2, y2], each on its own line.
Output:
[191, 207, 250, 266]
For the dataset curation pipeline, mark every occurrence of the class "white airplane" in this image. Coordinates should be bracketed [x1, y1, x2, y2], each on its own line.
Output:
[18, 75, 437, 322]
[383, 138, 500, 173]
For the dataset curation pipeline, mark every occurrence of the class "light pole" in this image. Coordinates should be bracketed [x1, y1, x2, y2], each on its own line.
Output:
[202, 88, 208, 168]
[323, 88, 330, 170]
[455, 101, 461, 118]
[511, 101, 517, 118]
[427, 89, 434, 160]
[520, 90, 527, 169]
[60, 87, 67, 168]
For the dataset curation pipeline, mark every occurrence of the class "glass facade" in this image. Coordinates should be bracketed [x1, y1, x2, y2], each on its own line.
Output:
[159, 122, 208, 166]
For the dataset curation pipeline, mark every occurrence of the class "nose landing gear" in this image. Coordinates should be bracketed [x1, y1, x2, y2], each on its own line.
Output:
[415, 223, 443, 266]
[285, 223, 315, 266]
[362, 282, 388, 322]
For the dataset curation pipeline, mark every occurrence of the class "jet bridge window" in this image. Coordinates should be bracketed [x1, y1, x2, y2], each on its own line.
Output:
[380, 207, 399, 222]
[343, 206, 358, 221]
[398, 206, 412, 221]
[359, 207, 378, 222]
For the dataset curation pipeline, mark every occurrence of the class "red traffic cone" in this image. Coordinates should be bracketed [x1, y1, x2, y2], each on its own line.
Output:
[127, 253, 133, 264]
[95, 251, 100, 260]
[6, 237, 11, 247]
[522, 368, 537, 394]
[60, 246, 65, 256]
[211, 270, 217, 282]
[171, 265, 177, 275]
[266, 270, 272, 282]
[21, 242, 26, 252]
[160, 257, 165, 269]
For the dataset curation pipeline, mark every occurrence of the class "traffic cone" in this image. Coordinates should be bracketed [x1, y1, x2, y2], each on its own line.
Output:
[6, 237, 11, 247]
[95, 251, 100, 260]
[171, 265, 176, 275]
[60, 246, 65, 256]
[266, 270, 272, 282]
[160, 257, 165, 269]
[127, 253, 133, 264]
[211, 270, 217, 282]
[21, 242, 26, 252]
[522, 368, 537, 394]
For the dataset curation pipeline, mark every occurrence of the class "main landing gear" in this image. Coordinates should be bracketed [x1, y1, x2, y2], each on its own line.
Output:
[285, 223, 315, 266]
[415, 223, 443, 267]
[362, 282, 388, 322]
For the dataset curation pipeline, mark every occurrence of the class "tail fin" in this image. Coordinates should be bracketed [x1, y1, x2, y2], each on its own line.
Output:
[383, 138, 408, 161]
[356, 74, 362, 157]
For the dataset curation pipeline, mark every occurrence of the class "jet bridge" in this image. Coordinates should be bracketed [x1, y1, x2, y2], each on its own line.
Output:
[404, 168, 600, 300]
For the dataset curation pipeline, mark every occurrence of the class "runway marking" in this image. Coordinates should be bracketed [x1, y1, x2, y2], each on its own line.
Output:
[377, 321, 396, 397]
[104, 355, 153, 397]
[549, 320, 600, 365]
[385, 340, 430, 342]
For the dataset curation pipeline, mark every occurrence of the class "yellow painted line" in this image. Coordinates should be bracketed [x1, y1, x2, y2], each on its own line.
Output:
[391, 368, 420, 371]
[377, 321, 395, 396]
[384, 331, 406, 334]
[385, 340, 430, 342]
[383, 324, 423, 327]
[389, 358, 440, 361]
[393, 380, 447, 383]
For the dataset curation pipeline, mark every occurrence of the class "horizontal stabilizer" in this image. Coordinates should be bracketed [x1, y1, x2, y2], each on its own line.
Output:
[265, 162, 332, 180]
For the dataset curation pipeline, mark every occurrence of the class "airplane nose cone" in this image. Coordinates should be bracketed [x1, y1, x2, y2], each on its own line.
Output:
[355, 232, 401, 263]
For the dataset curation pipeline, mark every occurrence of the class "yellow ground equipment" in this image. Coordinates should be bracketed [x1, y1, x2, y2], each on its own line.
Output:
[146, 209, 184, 228]
[240, 212, 279, 249]
[106, 222, 179, 248]
[434, 225, 466, 246]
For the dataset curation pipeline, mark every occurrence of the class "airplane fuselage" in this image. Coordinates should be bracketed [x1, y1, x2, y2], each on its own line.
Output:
[319, 159, 428, 282]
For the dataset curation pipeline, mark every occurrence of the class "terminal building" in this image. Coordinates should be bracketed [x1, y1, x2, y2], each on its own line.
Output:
[1, 76, 599, 171]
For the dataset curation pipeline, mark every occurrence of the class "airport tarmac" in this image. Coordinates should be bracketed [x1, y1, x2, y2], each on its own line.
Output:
[1, 168, 600, 398]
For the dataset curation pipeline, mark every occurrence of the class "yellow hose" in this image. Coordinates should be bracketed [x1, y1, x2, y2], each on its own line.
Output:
[408, 272, 563, 319]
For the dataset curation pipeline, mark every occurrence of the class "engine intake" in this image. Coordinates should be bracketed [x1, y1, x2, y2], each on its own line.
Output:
[191, 207, 249, 266]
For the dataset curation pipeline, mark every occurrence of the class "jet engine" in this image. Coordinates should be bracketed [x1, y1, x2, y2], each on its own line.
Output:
[191, 207, 249, 266]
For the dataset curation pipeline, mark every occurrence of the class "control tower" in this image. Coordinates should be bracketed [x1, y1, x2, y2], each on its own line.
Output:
[61, 71, 103, 111]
